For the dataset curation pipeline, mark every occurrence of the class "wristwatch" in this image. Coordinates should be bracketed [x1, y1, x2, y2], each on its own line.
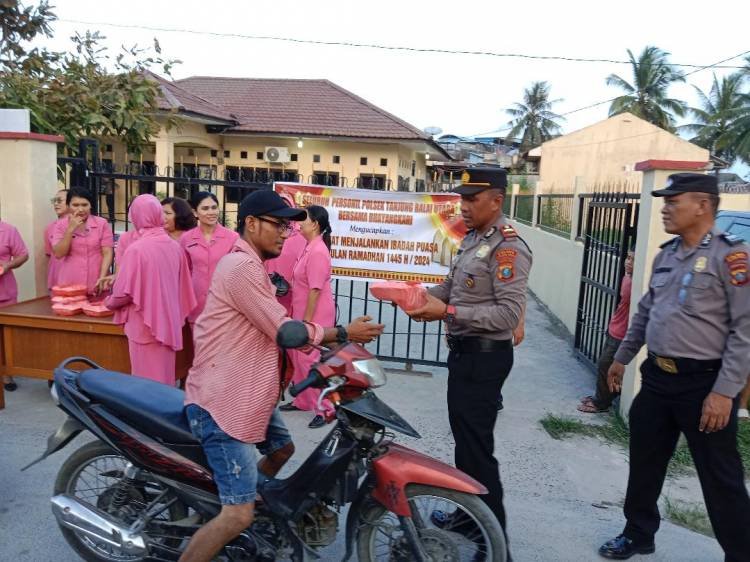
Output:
[335, 325, 348, 343]
[444, 304, 456, 323]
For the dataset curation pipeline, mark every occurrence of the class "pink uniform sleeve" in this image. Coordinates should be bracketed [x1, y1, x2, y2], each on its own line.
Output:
[51, 218, 67, 246]
[306, 246, 331, 291]
[9, 226, 28, 257]
[44, 224, 53, 256]
[99, 218, 114, 248]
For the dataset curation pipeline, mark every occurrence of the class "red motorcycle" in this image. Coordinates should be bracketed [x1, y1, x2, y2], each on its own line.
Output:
[26, 321, 506, 561]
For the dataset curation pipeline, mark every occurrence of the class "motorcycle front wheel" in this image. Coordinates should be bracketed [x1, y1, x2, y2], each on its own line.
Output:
[357, 484, 507, 562]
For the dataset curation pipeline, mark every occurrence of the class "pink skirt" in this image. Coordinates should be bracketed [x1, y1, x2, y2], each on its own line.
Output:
[128, 340, 176, 386]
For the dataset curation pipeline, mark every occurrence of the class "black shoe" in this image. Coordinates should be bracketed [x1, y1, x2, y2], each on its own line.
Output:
[4, 381, 17, 392]
[279, 402, 301, 412]
[497, 398, 504, 411]
[599, 535, 655, 559]
[430, 510, 481, 538]
[308, 415, 326, 428]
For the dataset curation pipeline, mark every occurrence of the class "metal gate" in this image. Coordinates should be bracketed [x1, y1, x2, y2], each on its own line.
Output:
[58, 139, 448, 368]
[574, 193, 640, 370]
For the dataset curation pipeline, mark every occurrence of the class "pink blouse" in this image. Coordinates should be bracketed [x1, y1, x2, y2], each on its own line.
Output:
[44, 218, 64, 291]
[180, 224, 239, 323]
[291, 236, 335, 325]
[52, 215, 114, 294]
[0, 222, 29, 305]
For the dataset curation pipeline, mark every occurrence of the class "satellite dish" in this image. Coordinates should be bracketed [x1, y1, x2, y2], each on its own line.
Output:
[424, 126, 443, 137]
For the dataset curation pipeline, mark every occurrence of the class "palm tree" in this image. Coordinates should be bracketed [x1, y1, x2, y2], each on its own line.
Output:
[504, 81, 564, 153]
[681, 73, 748, 165]
[729, 56, 750, 163]
[606, 46, 687, 131]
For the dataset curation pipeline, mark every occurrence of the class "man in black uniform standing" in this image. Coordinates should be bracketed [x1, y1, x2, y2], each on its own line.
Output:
[408, 167, 532, 554]
[601, 173, 750, 560]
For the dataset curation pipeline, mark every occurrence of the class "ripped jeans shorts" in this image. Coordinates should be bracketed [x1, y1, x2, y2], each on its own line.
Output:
[184, 403, 292, 505]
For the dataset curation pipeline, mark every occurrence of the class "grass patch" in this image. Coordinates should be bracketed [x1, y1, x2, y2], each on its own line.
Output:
[540, 413, 750, 477]
[663, 498, 714, 537]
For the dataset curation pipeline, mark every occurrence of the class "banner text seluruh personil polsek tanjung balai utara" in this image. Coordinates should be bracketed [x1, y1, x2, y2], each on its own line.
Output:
[274, 183, 467, 284]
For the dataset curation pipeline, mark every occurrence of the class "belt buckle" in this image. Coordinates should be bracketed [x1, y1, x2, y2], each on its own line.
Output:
[655, 356, 678, 374]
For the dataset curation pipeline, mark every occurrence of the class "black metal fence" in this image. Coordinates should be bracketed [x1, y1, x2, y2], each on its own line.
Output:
[536, 194, 574, 238]
[513, 194, 534, 225]
[574, 193, 640, 370]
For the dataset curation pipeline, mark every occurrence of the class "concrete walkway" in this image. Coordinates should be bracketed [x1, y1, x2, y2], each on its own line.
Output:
[0, 294, 724, 561]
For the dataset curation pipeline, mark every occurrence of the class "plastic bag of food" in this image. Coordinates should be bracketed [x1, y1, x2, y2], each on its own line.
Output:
[52, 302, 85, 316]
[81, 302, 114, 318]
[51, 284, 88, 298]
[51, 295, 88, 305]
[369, 281, 428, 312]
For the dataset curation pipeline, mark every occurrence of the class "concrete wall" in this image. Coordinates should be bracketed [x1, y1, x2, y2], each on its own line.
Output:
[0, 134, 60, 300]
[513, 221, 584, 335]
[539, 113, 709, 193]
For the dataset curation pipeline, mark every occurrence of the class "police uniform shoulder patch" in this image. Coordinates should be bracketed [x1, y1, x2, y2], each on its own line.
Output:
[500, 224, 518, 241]
[495, 248, 517, 282]
[725, 250, 748, 286]
[720, 232, 744, 246]
[660, 236, 680, 249]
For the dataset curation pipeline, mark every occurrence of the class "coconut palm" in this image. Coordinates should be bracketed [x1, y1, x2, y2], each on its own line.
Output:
[504, 81, 564, 153]
[681, 73, 748, 165]
[606, 46, 687, 131]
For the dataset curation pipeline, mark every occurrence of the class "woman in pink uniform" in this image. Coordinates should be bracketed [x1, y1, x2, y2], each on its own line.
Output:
[284, 205, 336, 428]
[264, 193, 307, 314]
[161, 197, 196, 241]
[180, 191, 238, 324]
[52, 187, 114, 295]
[105, 195, 197, 385]
[44, 189, 68, 291]
[0, 220, 29, 391]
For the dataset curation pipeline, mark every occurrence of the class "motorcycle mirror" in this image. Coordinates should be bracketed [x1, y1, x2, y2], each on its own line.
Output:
[277, 321, 309, 349]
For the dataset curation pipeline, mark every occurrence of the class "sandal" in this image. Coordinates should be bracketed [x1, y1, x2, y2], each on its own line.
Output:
[577, 401, 608, 414]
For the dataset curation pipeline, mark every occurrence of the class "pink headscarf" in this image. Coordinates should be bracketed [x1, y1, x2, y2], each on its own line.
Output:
[109, 195, 196, 350]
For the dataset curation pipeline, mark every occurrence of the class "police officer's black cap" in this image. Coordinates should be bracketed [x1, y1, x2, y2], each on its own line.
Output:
[238, 189, 307, 226]
[651, 173, 719, 197]
[453, 167, 508, 195]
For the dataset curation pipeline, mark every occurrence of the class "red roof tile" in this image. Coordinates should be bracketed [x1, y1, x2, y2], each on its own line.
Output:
[146, 71, 236, 123]
[174, 76, 430, 140]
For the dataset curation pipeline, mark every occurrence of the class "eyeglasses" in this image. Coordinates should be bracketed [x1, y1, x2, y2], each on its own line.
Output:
[257, 216, 293, 235]
[678, 271, 693, 305]
[50, 197, 65, 204]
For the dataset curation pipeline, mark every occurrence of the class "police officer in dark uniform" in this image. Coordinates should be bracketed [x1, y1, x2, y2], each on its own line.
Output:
[601, 173, 750, 560]
[408, 167, 532, 553]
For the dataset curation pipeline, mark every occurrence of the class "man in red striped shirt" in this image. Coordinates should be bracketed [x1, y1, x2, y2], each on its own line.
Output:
[181, 190, 383, 562]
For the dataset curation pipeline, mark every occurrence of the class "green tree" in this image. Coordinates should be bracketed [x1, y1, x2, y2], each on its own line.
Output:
[606, 46, 687, 131]
[0, 1, 179, 153]
[727, 55, 750, 163]
[681, 73, 749, 165]
[504, 81, 564, 153]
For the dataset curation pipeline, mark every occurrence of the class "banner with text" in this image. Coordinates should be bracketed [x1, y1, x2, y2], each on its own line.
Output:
[275, 183, 467, 283]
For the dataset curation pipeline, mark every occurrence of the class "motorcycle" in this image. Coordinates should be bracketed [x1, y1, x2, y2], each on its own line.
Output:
[26, 320, 506, 561]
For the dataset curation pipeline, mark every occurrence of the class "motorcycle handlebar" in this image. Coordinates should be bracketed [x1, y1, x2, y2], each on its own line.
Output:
[289, 370, 322, 397]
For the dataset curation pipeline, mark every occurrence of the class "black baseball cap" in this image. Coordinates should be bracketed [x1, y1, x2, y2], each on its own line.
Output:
[651, 173, 719, 197]
[238, 190, 307, 226]
[453, 167, 508, 195]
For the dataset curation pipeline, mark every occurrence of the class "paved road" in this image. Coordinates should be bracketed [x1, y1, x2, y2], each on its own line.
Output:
[0, 295, 724, 561]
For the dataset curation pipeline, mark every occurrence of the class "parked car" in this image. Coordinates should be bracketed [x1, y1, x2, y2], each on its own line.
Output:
[716, 210, 750, 242]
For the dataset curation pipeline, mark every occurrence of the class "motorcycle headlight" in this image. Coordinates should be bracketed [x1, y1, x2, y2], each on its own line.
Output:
[353, 359, 387, 388]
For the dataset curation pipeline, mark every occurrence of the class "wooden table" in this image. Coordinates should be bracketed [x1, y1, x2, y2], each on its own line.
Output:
[0, 297, 193, 409]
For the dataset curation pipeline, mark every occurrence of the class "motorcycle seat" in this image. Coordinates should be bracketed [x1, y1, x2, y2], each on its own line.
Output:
[78, 369, 198, 445]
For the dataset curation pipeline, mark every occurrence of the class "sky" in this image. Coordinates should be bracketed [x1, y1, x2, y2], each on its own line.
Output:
[35, 0, 750, 177]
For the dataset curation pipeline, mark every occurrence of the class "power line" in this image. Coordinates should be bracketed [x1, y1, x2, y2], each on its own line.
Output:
[56, 18, 748, 70]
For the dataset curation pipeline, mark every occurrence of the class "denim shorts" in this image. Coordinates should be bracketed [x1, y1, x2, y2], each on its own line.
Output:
[184, 404, 292, 505]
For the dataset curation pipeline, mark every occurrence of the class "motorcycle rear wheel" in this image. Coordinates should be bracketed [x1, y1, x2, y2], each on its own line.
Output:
[54, 440, 188, 562]
[357, 484, 507, 562]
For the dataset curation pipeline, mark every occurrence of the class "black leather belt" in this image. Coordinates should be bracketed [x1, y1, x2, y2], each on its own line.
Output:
[648, 352, 722, 375]
[446, 336, 512, 353]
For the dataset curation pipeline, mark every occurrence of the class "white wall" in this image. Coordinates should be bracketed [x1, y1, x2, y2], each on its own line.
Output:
[513, 222, 584, 335]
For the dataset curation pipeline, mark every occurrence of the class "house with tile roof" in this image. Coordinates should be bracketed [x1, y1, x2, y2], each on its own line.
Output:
[101, 73, 449, 201]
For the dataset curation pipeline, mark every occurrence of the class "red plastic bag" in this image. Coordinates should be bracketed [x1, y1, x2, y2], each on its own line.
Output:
[51, 295, 88, 305]
[52, 302, 85, 316]
[81, 302, 114, 318]
[369, 281, 427, 312]
[51, 284, 88, 298]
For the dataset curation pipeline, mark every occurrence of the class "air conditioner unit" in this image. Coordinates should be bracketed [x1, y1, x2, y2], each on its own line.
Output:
[264, 147, 290, 163]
